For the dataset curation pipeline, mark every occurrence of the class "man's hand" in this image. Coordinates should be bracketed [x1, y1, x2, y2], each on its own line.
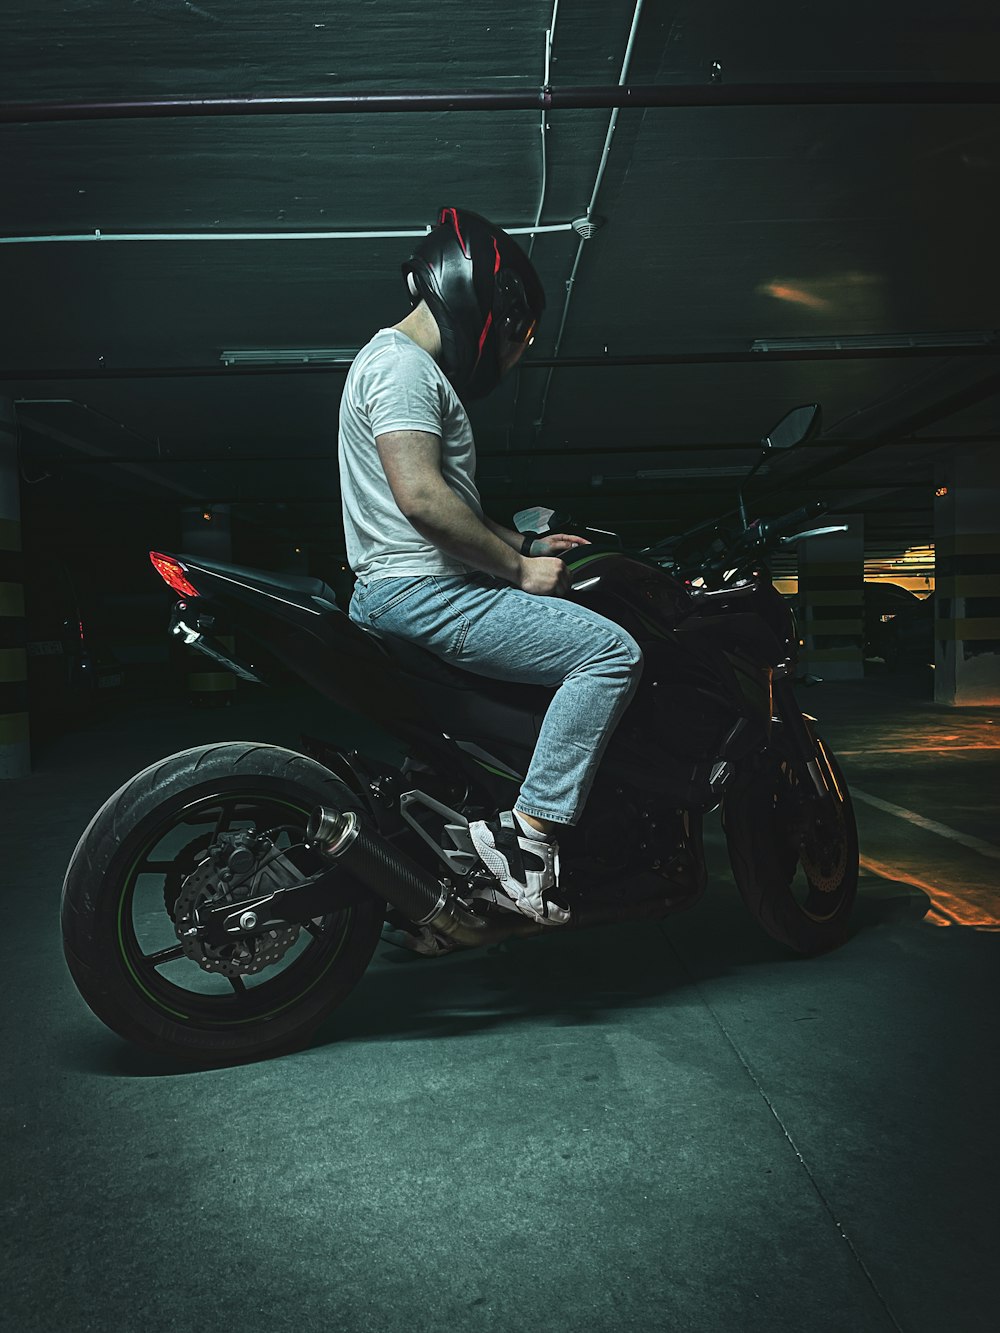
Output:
[518, 555, 570, 597]
[518, 532, 590, 595]
[529, 533, 591, 558]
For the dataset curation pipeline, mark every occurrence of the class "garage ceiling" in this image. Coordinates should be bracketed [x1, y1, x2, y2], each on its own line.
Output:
[1, 0, 998, 565]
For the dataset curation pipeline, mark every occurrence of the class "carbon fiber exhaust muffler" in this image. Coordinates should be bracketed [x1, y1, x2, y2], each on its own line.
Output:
[306, 807, 542, 948]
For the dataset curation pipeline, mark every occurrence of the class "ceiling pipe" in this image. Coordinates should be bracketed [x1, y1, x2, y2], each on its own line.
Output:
[0, 223, 575, 246]
[13, 407, 203, 500]
[5, 339, 997, 381]
[3, 82, 998, 123]
[19, 442, 997, 469]
[28, 453, 933, 491]
[19, 435, 997, 466]
[757, 367, 1000, 496]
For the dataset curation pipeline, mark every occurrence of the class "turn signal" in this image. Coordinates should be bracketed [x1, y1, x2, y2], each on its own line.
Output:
[150, 551, 201, 598]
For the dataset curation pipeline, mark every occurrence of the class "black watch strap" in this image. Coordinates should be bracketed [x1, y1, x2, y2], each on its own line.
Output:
[520, 532, 539, 556]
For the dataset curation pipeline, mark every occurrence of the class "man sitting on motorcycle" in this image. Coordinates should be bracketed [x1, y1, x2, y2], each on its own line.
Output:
[339, 206, 643, 926]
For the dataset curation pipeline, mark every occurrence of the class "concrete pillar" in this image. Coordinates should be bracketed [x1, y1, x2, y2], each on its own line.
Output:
[934, 447, 1000, 706]
[0, 398, 29, 778]
[797, 514, 865, 681]
[180, 505, 236, 706]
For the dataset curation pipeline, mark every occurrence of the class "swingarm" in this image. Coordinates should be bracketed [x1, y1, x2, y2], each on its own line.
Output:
[181, 847, 376, 947]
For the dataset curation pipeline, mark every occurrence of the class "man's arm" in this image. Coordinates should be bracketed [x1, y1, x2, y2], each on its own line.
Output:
[482, 516, 526, 552]
[375, 430, 567, 595]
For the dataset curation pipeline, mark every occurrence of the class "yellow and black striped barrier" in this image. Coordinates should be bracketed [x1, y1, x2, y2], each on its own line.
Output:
[935, 532, 1000, 703]
[798, 558, 864, 677]
[187, 633, 237, 707]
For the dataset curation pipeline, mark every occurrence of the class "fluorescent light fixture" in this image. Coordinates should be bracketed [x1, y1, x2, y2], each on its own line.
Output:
[750, 330, 997, 352]
[635, 465, 769, 480]
[220, 348, 358, 366]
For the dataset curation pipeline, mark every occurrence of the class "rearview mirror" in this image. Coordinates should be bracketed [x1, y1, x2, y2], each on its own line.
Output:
[762, 404, 822, 452]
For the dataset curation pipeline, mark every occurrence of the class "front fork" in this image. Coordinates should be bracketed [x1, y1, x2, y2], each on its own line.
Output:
[771, 677, 832, 799]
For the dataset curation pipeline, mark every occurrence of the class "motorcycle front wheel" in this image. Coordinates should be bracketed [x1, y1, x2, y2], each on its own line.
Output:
[722, 731, 858, 955]
[61, 742, 384, 1065]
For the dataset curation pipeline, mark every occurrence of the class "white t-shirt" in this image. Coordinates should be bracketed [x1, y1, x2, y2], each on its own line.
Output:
[338, 329, 483, 582]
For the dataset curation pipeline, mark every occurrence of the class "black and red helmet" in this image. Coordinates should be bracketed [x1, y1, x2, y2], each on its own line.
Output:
[402, 207, 545, 400]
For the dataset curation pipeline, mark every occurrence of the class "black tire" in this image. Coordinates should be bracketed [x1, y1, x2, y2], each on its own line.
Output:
[61, 742, 384, 1065]
[722, 730, 858, 955]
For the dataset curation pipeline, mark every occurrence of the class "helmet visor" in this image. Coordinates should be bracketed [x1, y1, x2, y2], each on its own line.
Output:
[494, 269, 539, 373]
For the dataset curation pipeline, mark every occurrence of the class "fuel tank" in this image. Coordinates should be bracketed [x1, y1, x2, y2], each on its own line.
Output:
[567, 552, 777, 791]
[564, 550, 692, 639]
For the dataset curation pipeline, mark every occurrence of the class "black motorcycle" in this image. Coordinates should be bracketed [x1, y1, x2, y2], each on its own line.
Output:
[61, 404, 859, 1065]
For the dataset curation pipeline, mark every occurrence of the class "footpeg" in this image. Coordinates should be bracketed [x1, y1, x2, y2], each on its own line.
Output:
[467, 880, 524, 915]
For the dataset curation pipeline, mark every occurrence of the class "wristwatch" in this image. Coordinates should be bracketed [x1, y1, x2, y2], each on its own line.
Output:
[520, 532, 539, 556]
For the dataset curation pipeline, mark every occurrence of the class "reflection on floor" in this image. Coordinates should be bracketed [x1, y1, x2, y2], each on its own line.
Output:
[802, 668, 999, 931]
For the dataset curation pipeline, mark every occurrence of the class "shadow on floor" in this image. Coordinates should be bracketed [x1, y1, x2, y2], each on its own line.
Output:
[55, 869, 949, 1079]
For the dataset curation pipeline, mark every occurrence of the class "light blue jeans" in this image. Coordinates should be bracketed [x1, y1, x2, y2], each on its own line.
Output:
[349, 573, 643, 826]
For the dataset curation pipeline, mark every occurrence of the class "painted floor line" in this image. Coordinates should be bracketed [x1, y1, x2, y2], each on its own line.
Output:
[852, 789, 1000, 860]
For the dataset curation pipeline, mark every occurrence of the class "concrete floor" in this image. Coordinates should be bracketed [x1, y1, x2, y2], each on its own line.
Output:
[1, 669, 997, 1332]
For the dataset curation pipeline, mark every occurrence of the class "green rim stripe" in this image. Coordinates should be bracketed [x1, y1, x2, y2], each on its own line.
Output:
[229, 908, 352, 1024]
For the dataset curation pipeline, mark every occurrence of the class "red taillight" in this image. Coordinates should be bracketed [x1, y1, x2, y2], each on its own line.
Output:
[150, 551, 201, 598]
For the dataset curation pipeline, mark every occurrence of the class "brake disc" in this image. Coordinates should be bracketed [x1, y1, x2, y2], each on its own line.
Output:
[799, 808, 848, 894]
[774, 762, 846, 892]
[173, 835, 300, 977]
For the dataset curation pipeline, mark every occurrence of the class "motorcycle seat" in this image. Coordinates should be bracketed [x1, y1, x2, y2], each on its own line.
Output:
[177, 554, 340, 611]
[358, 622, 555, 707]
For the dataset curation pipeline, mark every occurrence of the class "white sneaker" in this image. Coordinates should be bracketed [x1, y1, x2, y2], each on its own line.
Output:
[468, 811, 570, 926]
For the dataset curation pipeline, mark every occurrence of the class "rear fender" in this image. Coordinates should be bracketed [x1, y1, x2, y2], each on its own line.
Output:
[169, 601, 266, 683]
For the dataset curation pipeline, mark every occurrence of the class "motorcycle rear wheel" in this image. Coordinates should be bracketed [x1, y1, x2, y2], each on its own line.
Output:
[61, 742, 384, 1065]
[722, 734, 858, 955]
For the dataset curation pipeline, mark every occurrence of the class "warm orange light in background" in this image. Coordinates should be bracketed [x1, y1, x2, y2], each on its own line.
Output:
[866, 545, 934, 594]
[868, 578, 935, 595]
[775, 542, 935, 598]
[838, 720, 997, 754]
[860, 855, 1000, 931]
[935, 486, 949, 498]
[757, 270, 882, 314]
[760, 282, 830, 310]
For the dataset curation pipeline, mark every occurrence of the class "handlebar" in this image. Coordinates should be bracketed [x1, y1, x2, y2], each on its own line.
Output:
[524, 499, 835, 584]
[679, 500, 831, 584]
[757, 500, 827, 543]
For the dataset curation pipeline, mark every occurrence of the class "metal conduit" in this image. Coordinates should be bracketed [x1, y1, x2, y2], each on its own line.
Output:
[533, 0, 646, 432]
[2, 82, 999, 124]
